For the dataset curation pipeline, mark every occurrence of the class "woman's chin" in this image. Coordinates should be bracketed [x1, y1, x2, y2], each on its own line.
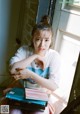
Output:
[37, 51, 46, 56]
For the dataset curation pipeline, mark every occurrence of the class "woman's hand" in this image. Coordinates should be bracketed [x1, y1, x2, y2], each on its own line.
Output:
[12, 69, 32, 80]
[35, 55, 46, 70]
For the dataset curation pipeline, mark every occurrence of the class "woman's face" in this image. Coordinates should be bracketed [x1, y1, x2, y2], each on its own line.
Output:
[33, 30, 52, 55]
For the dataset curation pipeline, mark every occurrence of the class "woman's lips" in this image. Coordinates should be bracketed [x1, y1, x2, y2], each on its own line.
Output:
[38, 48, 45, 51]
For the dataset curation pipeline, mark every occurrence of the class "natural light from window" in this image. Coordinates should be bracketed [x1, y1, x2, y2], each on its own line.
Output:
[59, 35, 80, 102]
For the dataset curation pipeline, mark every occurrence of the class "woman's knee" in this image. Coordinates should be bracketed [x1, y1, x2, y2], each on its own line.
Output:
[10, 109, 23, 114]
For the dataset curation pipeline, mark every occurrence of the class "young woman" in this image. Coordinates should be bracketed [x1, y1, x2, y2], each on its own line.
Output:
[10, 15, 61, 114]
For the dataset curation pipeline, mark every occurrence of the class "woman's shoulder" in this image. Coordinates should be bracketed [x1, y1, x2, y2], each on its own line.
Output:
[48, 49, 60, 56]
[17, 45, 30, 52]
[19, 45, 28, 50]
[16, 45, 32, 57]
[48, 49, 61, 64]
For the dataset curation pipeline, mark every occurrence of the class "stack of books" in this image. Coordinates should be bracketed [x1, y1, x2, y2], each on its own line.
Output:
[6, 87, 48, 111]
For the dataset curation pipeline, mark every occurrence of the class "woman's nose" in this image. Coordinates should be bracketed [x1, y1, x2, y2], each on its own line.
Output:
[40, 40, 45, 47]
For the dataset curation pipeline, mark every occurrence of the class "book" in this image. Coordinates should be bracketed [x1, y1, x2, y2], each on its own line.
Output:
[7, 99, 45, 111]
[25, 88, 48, 101]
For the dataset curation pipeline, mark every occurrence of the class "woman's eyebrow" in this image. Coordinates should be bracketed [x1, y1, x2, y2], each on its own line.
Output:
[35, 37, 49, 39]
[44, 37, 49, 39]
[35, 36, 41, 38]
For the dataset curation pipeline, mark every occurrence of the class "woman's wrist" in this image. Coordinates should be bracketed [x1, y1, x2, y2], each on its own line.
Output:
[33, 54, 39, 60]
[26, 69, 34, 79]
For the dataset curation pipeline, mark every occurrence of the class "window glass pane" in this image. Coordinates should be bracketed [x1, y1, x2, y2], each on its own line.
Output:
[59, 34, 80, 102]
[61, 0, 80, 15]
[69, 0, 80, 7]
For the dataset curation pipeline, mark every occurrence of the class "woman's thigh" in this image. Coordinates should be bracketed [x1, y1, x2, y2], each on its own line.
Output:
[10, 109, 29, 114]
[29, 106, 49, 114]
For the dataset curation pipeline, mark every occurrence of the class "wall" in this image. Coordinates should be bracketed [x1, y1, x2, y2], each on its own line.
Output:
[0, 0, 11, 75]
[21, 0, 39, 45]
[36, 0, 50, 23]
[0, 0, 22, 86]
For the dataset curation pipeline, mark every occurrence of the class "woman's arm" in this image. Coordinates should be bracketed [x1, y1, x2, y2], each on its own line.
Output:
[16, 69, 58, 91]
[31, 71, 58, 91]
[10, 54, 38, 74]
[10, 46, 46, 75]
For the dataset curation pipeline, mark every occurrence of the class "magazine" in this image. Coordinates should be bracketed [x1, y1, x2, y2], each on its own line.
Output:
[25, 88, 48, 101]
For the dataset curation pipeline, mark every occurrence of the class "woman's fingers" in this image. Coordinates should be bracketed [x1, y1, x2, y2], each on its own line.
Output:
[13, 75, 21, 80]
[15, 68, 23, 72]
[12, 69, 32, 80]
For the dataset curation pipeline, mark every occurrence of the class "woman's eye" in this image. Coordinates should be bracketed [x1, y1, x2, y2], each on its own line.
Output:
[36, 38, 40, 41]
[45, 39, 49, 42]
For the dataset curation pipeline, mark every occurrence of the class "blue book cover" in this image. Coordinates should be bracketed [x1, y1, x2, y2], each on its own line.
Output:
[5, 87, 47, 106]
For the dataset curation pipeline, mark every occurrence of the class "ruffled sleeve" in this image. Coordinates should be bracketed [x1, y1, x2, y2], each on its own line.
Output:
[10, 45, 29, 65]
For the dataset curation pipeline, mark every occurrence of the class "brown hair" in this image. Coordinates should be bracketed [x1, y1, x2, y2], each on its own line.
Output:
[32, 15, 52, 36]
